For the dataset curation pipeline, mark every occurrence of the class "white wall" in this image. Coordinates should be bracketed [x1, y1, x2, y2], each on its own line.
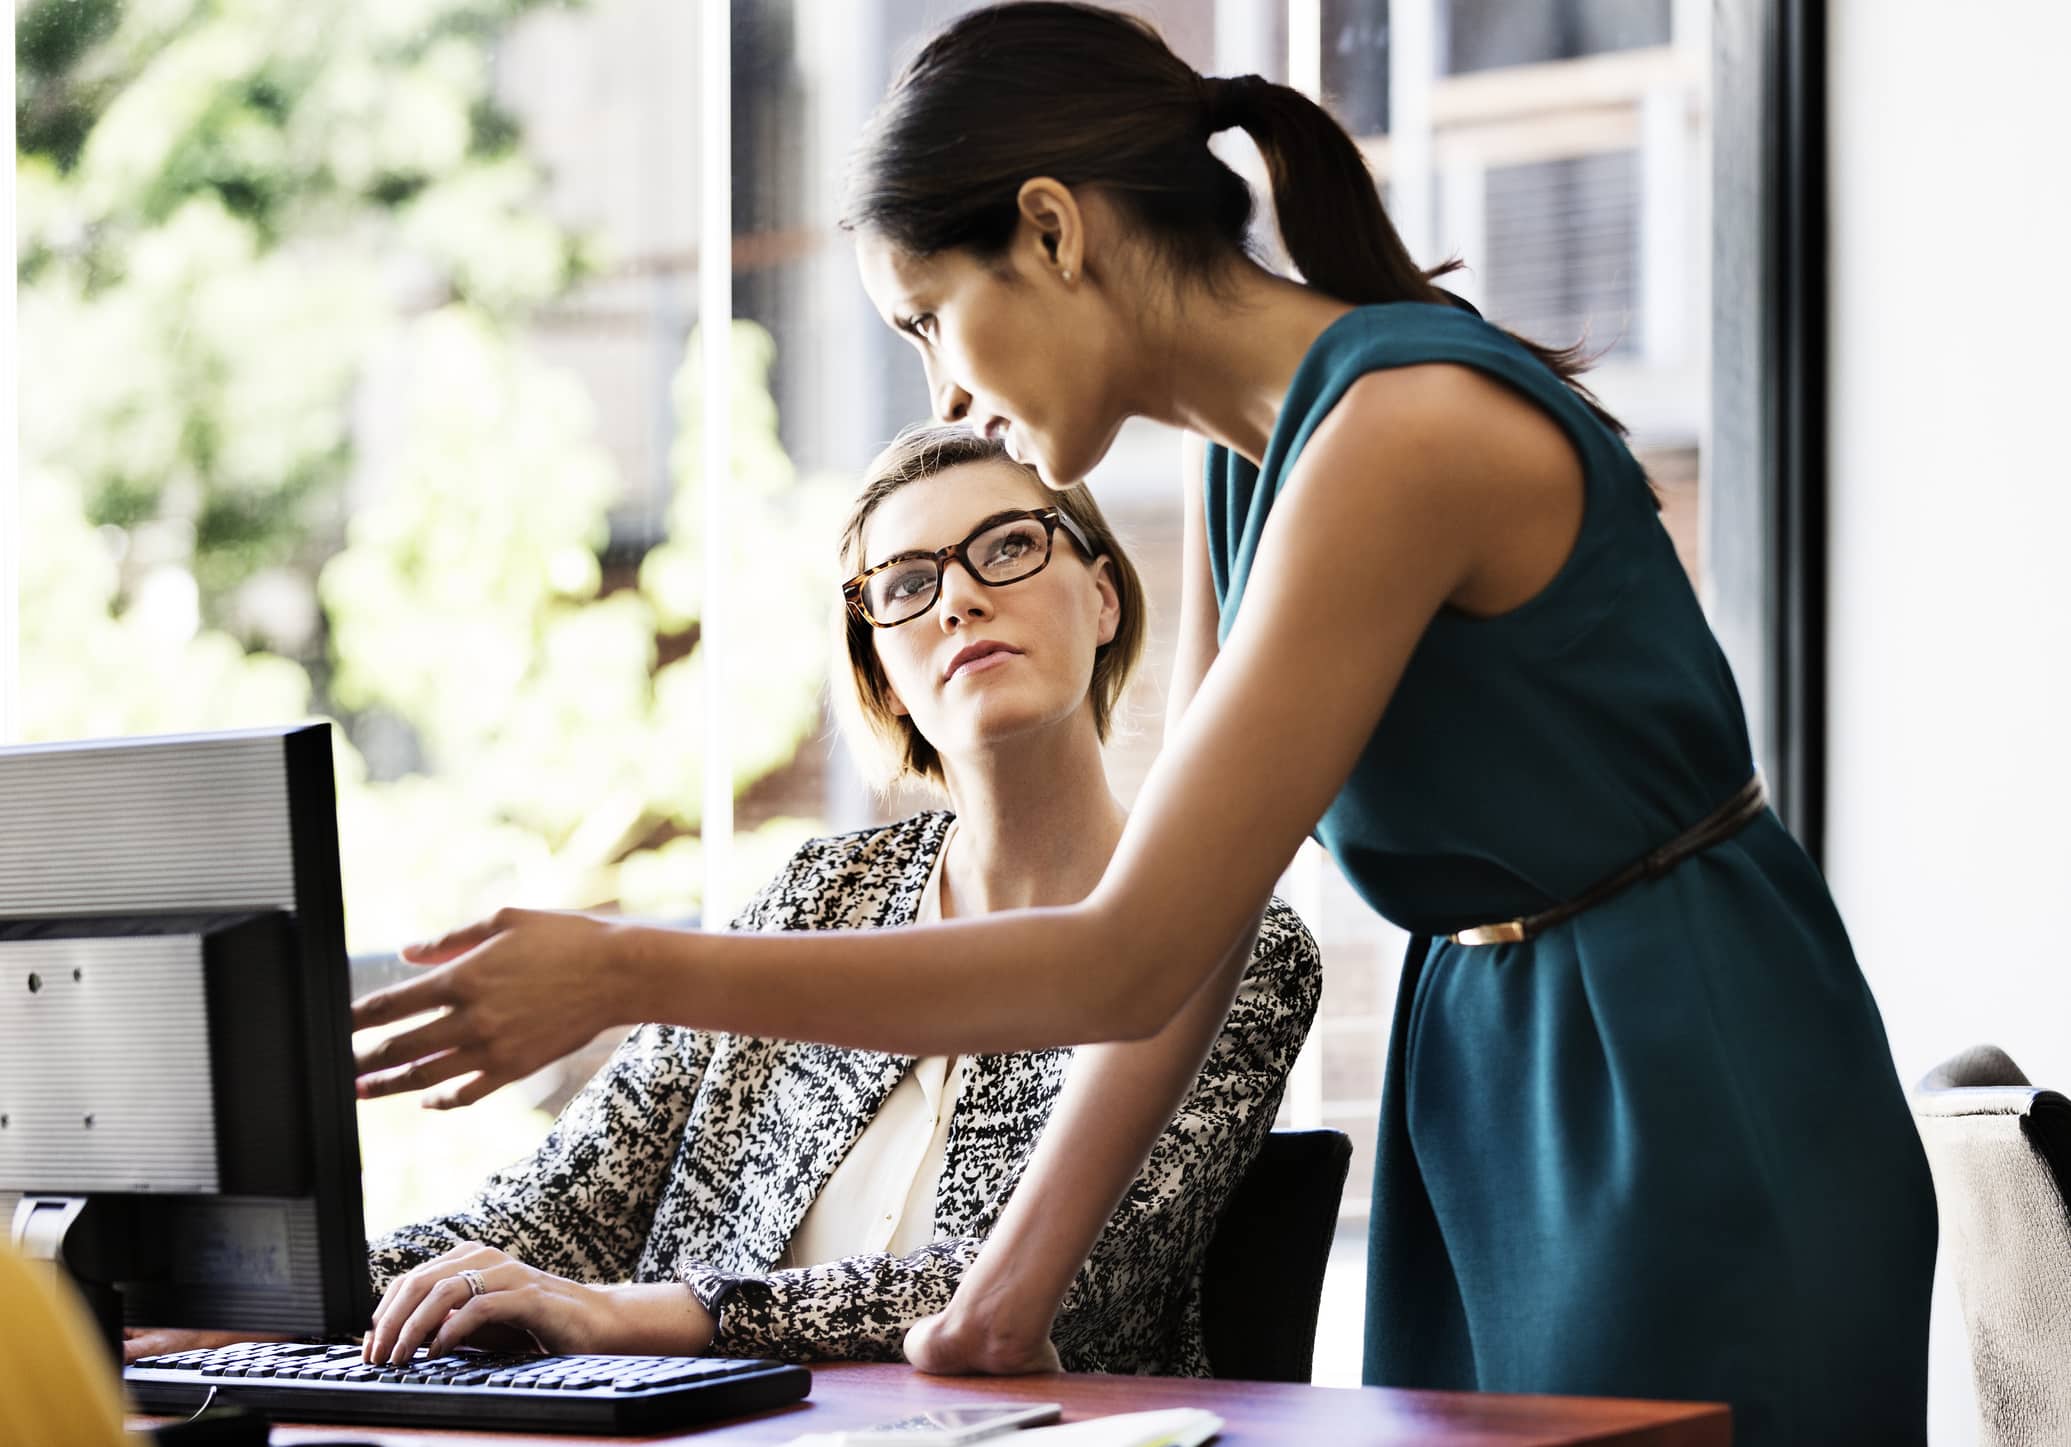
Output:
[1826, 3, 2071, 1440]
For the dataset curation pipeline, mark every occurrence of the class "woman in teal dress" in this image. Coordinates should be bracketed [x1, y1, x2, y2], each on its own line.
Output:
[352, 3, 1936, 1438]
[1220, 305, 1937, 1438]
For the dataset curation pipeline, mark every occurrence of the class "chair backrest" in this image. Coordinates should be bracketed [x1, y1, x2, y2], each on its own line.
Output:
[1913, 1045, 2071, 1447]
[1199, 1127, 1353, 1382]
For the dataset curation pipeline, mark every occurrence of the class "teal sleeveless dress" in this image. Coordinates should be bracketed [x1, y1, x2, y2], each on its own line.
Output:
[1205, 304, 1935, 1443]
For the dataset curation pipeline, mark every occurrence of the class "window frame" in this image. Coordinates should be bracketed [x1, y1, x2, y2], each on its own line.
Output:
[3, 50, 18, 749]
[1707, 0, 1829, 860]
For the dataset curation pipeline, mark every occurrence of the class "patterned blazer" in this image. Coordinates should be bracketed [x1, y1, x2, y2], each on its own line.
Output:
[368, 811, 1322, 1376]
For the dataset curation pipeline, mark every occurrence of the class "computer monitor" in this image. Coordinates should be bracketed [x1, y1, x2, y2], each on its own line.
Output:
[0, 723, 371, 1354]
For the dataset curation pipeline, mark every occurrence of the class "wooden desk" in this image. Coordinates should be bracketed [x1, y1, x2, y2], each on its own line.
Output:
[142, 1362, 1729, 1445]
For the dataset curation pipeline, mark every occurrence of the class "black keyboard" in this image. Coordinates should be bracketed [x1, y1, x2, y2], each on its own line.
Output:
[125, 1339, 812, 1434]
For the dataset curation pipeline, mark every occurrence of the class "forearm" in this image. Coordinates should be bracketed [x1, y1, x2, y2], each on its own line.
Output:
[681, 1242, 977, 1364]
[946, 919, 1261, 1341]
[613, 901, 1196, 1056]
[597, 1283, 715, 1356]
[1055, 907, 1321, 1355]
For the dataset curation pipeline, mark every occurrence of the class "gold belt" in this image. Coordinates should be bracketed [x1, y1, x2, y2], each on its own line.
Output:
[1450, 775, 1770, 947]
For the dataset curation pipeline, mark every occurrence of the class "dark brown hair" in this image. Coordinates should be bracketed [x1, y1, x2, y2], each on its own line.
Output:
[845, 0, 1625, 436]
[832, 424, 1148, 790]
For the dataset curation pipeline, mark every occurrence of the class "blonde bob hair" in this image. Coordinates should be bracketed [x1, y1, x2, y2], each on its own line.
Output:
[832, 423, 1147, 791]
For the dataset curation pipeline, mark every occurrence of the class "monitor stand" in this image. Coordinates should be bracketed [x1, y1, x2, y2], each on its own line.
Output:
[13, 1194, 130, 1362]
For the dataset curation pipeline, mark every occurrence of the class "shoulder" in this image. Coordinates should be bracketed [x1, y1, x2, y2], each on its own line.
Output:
[1212, 895, 1323, 1055]
[781, 810, 952, 881]
[1284, 302, 1560, 451]
[1250, 896, 1322, 982]
[1309, 298, 1510, 376]
[1316, 359, 1561, 469]
[1219, 323, 1525, 504]
[1286, 340, 1586, 550]
[733, 811, 953, 930]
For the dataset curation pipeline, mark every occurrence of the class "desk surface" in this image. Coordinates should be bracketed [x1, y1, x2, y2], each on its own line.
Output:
[141, 1362, 1730, 1446]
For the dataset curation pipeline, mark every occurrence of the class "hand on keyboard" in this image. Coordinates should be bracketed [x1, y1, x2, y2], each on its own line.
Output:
[366, 1242, 717, 1365]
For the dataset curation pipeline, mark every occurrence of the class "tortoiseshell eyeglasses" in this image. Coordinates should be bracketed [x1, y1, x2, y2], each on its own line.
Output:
[842, 507, 1095, 628]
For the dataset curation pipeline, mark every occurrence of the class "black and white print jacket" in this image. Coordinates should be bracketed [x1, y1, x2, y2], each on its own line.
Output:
[367, 811, 1321, 1376]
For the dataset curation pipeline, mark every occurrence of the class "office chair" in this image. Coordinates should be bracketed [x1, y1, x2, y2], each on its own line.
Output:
[1199, 1127, 1354, 1383]
[1913, 1045, 2071, 1447]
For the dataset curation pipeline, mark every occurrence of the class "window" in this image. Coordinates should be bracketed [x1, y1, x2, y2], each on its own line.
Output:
[1483, 150, 1642, 361]
[1443, 0, 1672, 75]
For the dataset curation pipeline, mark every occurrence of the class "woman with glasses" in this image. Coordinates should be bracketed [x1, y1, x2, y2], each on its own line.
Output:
[132, 426, 1319, 1374]
[353, 3, 1933, 1439]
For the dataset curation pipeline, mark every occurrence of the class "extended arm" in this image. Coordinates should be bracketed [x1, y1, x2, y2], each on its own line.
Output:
[356, 365, 1579, 1089]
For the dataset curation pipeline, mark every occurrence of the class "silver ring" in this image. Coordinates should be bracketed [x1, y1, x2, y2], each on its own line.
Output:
[458, 1268, 488, 1299]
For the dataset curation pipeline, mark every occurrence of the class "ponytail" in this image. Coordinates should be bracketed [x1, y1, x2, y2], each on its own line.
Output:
[1204, 72, 1628, 438]
[1202, 74, 1455, 310]
[850, 2, 1628, 438]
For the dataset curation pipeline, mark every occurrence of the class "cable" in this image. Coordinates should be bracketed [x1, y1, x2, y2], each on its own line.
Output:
[184, 1384, 220, 1421]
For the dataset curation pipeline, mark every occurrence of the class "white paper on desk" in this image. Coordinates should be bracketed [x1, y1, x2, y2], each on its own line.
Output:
[778, 1407, 1222, 1447]
[1010, 1408, 1222, 1446]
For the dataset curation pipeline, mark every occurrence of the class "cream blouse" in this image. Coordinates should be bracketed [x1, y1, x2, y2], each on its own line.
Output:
[778, 824, 967, 1267]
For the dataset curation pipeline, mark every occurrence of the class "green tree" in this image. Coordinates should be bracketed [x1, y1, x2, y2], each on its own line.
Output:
[17, 0, 581, 612]
[318, 315, 838, 945]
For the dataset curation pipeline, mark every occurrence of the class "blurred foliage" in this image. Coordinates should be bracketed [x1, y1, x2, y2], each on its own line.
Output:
[18, 0, 842, 1211]
[318, 313, 842, 944]
[16, 0, 582, 603]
